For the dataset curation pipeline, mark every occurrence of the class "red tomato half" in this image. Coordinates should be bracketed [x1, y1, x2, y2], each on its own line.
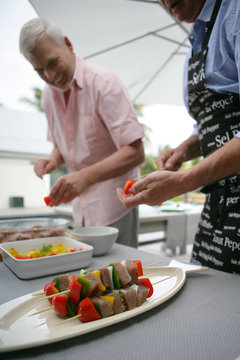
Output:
[133, 260, 143, 277]
[44, 281, 59, 304]
[124, 180, 136, 194]
[44, 196, 51, 206]
[138, 278, 154, 297]
[69, 275, 82, 303]
[77, 297, 101, 323]
[52, 295, 68, 316]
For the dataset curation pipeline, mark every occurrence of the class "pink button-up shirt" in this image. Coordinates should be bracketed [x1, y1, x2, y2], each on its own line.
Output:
[42, 57, 144, 226]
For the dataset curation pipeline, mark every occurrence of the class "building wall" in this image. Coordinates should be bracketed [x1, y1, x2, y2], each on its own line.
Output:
[0, 157, 50, 209]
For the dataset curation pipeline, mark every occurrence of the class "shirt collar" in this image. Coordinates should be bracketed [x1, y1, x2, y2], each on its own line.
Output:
[70, 56, 84, 90]
[198, 0, 217, 22]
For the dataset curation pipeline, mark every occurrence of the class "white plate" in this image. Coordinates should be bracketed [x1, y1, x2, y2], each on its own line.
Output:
[0, 267, 185, 352]
[0, 237, 93, 279]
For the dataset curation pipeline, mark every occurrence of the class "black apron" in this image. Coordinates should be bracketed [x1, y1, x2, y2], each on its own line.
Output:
[188, 0, 240, 274]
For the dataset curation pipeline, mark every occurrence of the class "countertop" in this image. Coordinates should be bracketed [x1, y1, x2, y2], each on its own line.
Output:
[0, 243, 239, 360]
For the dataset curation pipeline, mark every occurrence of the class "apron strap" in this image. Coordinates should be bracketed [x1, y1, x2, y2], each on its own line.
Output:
[202, 0, 223, 48]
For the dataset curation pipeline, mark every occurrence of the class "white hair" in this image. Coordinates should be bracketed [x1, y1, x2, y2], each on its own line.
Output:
[19, 18, 65, 57]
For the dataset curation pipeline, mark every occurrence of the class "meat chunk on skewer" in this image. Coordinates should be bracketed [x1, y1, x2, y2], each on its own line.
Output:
[83, 273, 101, 297]
[91, 296, 114, 318]
[107, 292, 126, 314]
[124, 260, 139, 286]
[120, 288, 137, 310]
[112, 262, 132, 287]
[99, 267, 113, 290]
[59, 274, 70, 292]
[135, 284, 150, 307]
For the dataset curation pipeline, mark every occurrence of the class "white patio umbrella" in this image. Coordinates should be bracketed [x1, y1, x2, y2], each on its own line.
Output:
[29, 0, 191, 106]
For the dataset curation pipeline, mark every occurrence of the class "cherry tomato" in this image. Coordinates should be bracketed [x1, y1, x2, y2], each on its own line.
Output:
[124, 180, 136, 194]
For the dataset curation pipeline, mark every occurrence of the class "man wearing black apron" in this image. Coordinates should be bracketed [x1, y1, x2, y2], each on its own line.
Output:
[117, 0, 240, 274]
[187, 0, 240, 273]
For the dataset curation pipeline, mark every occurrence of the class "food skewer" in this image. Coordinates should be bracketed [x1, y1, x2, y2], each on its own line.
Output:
[29, 275, 173, 317]
[54, 275, 173, 327]
[32, 260, 165, 297]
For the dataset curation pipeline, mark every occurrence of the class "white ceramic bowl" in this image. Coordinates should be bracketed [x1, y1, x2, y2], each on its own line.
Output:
[0, 236, 93, 279]
[71, 226, 119, 256]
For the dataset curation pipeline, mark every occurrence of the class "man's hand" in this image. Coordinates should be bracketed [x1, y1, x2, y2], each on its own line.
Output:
[48, 170, 88, 206]
[117, 137, 240, 209]
[117, 169, 187, 208]
[34, 158, 57, 178]
[155, 148, 186, 171]
[156, 136, 201, 171]
[34, 146, 64, 178]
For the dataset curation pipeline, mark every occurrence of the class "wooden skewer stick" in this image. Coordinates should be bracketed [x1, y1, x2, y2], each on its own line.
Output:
[152, 275, 173, 285]
[29, 306, 54, 316]
[38, 289, 69, 301]
[143, 260, 164, 269]
[134, 168, 167, 181]
[55, 314, 81, 327]
[32, 291, 45, 296]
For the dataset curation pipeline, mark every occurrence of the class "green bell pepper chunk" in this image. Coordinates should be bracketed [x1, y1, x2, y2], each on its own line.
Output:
[109, 264, 120, 289]
[53, 276, 60, 291]
[66, 294, 77, 317]
[78, 274, 91, 298]
[92, 302, 102, 318]
[39, 244, 53, 256]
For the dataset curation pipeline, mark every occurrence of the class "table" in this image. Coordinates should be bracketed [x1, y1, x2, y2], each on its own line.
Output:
[1, 244, 240, 360]
[139, 204, 203, 254]
[0, 207, 57, 220]
[0, 204, 203, 254]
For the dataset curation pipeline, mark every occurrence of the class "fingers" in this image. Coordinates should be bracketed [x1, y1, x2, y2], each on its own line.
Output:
[156, 149, 183, 172]
[155, 149, 174, 170]
[49, 178, 70, 206]
[48, 174, 83, 206]
[116, 188, 143, 208]
[165, 153, 183, 171]
[34, 159, 51, 178]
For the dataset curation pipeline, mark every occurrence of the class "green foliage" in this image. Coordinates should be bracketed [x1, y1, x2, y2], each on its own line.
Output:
[134, 103, 152, 150]
[140, 154, 157, 176]
[133, 103, 144, 117]
[19, 87, 43, 112]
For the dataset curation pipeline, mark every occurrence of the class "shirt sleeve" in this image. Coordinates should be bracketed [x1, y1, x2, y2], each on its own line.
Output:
[191, 123, 199, 136]
[97, 71, 145, 149]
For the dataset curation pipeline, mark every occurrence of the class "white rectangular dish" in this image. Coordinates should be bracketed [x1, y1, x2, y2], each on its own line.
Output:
[0, 236, 93, 279]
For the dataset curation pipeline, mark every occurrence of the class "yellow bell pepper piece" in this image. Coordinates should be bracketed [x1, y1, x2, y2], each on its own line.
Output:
[100, 295, 115, 308]
[24, 249, 42, 258]
[51, 243, 65, 254]
[6, 248, 19, 257]
[91, 270, 106, 292]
